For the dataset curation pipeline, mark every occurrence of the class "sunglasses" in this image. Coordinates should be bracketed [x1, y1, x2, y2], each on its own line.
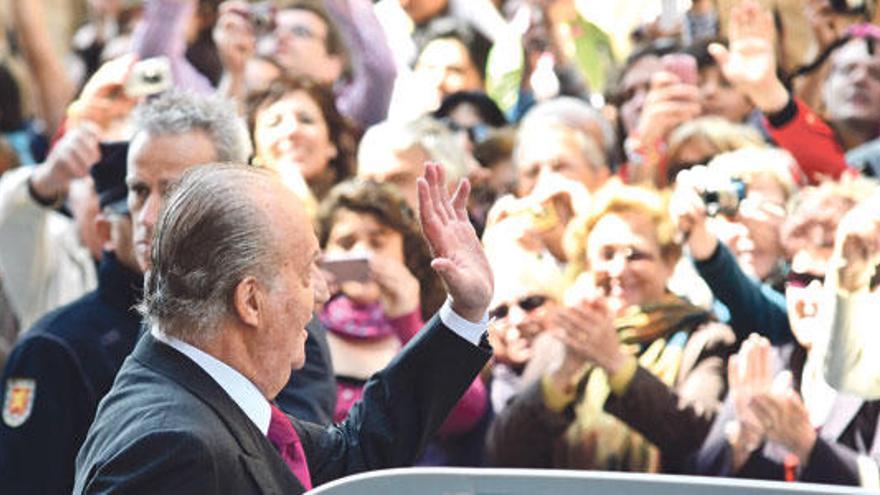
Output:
[489, 295, 549, 320]
[785, 271, 824, 289]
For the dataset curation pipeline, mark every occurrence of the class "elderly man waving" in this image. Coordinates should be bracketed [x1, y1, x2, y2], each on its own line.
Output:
[74, 162, 493, 493]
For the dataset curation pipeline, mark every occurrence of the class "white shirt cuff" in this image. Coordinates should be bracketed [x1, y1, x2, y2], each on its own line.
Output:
[438, 297, 488, 346]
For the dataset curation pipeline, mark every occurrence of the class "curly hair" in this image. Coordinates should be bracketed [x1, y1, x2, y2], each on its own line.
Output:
[316, 179, 446, 320]
[563, 179, 680, 281]
[247, 76, 360, 199]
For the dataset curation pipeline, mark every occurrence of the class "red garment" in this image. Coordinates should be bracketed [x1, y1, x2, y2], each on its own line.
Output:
[329, 306, 489, 436]
[267, 403, 312, 490]
[762, 98, 855, 185]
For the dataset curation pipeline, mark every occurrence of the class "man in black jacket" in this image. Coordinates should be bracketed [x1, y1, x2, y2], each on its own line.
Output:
[0, 143, 143, 494]
[75, 161, 493, 493]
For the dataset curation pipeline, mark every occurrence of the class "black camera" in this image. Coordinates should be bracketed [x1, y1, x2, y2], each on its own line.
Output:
[830, 0, 867, 14]
[702, 178, 746, 217]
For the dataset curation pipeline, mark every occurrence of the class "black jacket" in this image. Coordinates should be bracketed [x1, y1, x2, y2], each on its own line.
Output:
[74, 315, 491, 494]
[0, 253, 143, 494]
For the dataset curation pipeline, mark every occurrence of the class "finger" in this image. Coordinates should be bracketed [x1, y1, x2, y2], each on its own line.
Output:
[708, 43, 730, 68]
[435, 165, 458, 221]
[728, 355, 742, 390]
[417, 177, 439, 232]
[426, 164, 450, 224]
[450, 178, 470, 221]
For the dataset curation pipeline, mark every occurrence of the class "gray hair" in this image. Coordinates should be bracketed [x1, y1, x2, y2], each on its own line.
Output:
[357, 116, 477, 182]
[514, 122, 607, 174]
[519, 96, 616, 160]
[140, 163, 280, 342]
[132, 89, 253, 163]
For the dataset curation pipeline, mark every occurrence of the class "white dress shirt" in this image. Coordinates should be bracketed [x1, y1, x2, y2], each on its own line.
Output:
[152, 299, 487, 433]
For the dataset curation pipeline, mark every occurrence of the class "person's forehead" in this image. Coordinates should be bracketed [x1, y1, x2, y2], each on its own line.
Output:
[622, 56, 662, 89]
[588, 212, 656, 247]
[127, 131, 218, 182]
[419, 38, 469, 66]
[276, 8, 327, 32]
[834, 38, 880, 66]
[259, 90, 322, 118]
[361, 145, 427, 178]
[517, 127, 583, 164]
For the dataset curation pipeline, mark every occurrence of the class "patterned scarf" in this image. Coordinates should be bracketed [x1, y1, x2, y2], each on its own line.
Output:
[563, 294, 711, 472]
[318, 295, 396, 340]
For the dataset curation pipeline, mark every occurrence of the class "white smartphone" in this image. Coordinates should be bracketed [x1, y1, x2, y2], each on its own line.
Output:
[124, 57, 173, 98]
[318, 254, 371, 283]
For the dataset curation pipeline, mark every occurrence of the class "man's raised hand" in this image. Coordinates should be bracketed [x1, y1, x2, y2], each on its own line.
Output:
[417, 163, 493, 323]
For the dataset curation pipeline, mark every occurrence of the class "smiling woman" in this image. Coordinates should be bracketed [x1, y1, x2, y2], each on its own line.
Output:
[248, 76, 359, 200]
[488, 181, 736, 474]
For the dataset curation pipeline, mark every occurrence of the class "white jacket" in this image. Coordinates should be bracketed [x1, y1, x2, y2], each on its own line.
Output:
[0, 167, 97, 330]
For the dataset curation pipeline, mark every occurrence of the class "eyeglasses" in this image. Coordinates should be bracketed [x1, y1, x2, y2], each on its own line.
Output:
[785, 271, 824, 289]
[489, 295, 548, 320]
[275, 23, 325, 42]
[439, 118, 492, 145]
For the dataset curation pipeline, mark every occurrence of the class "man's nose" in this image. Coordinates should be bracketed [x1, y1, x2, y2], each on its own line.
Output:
[140, 193, 162, 230]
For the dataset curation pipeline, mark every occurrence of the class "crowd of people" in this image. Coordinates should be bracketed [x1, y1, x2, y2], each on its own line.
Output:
[2, 0, 880, 492]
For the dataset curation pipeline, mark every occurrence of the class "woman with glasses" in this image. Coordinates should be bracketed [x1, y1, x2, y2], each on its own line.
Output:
[670, 148, 798, 345]
[487, 181, 736, 474]
[692, 179, 880, 486]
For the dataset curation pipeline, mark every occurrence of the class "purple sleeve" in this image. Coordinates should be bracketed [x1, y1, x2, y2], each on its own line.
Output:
[324, 0, 397, 128]
[130, 0, 213, 94]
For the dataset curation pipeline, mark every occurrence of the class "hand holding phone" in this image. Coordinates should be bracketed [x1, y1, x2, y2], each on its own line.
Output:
[318, 254, 371, 283]
[661, 54, 699, 86]
[124, 57, 173, 98]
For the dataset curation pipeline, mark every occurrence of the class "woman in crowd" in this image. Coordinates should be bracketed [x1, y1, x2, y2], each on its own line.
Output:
[487, 181, 736, 473]
[670, 148, 799, 344]
[248, 76, 359, 201]
[316, 179, 489, 464]
[694, 179, 880, 486]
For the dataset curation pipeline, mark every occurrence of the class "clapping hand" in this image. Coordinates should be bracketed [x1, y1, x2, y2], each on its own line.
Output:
[417, 163, 493, 323]
[750, 372, 817, 465]
[551, 298, 626, 375]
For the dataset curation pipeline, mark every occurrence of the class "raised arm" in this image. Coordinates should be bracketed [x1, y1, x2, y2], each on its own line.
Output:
[710, 0, 849, 183]
[10, 0, 77, 136]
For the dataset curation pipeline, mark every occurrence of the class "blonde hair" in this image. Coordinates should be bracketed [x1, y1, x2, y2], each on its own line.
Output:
[563, 179, 679, 281]
[707, 147, 798, 201]
[666, 117, 766, 175]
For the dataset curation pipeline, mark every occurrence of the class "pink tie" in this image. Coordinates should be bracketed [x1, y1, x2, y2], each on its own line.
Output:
[267, 404, 312, 491]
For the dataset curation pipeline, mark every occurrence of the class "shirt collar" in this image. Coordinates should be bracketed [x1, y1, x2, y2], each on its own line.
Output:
[151, 326, 272, 435]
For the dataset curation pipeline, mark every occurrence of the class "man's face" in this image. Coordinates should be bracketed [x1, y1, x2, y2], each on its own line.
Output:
[260, 185, 330, 378]
[415, 38, 483, 100]
[515, 126, 606, 197]
[825, 38, 880, 128]
[699, 65, 753, 123]
[619, 55, 663, 135]
[358, 144, 429, 209]
[261, 8, 342, 83]
[126, 131, 218, 272]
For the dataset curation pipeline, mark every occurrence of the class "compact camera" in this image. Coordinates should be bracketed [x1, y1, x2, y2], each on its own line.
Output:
[702, 178, 746, 217]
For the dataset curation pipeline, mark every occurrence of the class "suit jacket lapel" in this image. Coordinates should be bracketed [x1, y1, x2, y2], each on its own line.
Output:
[130, 333, 306, 492]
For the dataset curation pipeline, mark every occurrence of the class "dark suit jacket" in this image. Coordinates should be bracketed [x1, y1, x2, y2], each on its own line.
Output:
[693, 344, 880, 486]
[74, 315, 491, 494]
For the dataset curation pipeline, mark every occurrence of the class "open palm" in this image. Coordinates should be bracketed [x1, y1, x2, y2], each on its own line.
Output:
[418, 163, 493, 323]
[710, 0, 780, 101]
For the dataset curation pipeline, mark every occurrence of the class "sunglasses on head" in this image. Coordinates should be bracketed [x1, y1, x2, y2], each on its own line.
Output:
[489, 295, 549, 320]
[785, 271, 825, 289]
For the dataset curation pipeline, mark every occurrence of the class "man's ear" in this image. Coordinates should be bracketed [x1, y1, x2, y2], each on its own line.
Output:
[94, 212, 114, 252]
[233, 276, 263, 328]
